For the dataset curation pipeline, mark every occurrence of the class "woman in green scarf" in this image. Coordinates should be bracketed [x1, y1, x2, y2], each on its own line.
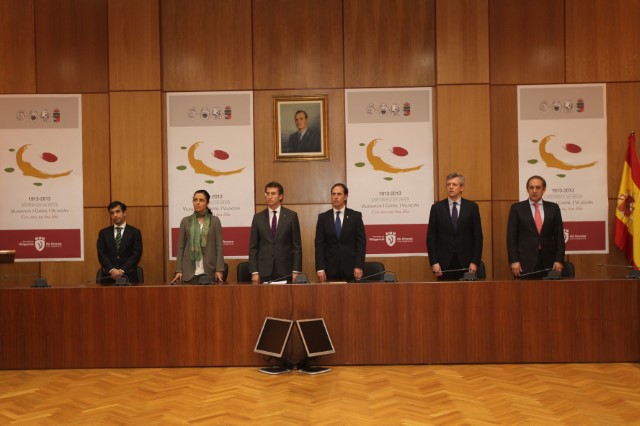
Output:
[171, 190, 224, 284]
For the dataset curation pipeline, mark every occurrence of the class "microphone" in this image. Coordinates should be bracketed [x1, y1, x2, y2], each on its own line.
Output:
[2, 273, 50, 288]
[356, 270, 398, 282]
[597, 264, 640, 279]
[293, 273, 309, 284]
[264, 273, 294, 284]
[439, 267, 469, 273]
[518, 268, 560, 280]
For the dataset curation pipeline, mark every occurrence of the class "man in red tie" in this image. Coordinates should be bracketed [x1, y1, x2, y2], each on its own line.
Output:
[249, 182, 302, 283]
[507, 176, 565, 278]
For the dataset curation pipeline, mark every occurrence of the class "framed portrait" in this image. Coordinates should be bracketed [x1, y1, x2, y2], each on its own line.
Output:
[274, 95, 329, 161]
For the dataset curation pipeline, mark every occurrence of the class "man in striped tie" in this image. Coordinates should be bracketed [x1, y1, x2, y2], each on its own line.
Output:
[97, 201, 143, 284]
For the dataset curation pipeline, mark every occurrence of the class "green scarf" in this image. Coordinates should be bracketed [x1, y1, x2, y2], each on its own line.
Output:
[190, 211, 211, 262]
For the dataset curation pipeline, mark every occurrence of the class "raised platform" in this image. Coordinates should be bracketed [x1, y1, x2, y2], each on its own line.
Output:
[1, 280, 637, 369]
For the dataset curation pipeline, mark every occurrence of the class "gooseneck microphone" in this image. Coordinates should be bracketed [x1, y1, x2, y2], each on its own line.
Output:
[597, 264, 640, 279]
[264, 273, 294, 284]
[356, 270, 398, 282]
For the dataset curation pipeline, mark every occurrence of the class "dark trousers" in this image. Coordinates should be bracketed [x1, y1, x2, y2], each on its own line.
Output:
[438, 252, 465, 281]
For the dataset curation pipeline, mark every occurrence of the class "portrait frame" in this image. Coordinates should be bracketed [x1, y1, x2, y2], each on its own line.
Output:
[274, 95, 329, 161]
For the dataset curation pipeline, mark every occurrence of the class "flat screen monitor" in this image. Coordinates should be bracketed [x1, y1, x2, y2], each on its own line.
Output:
[254, 317, 294, 358]
[296, 318, 335, 357]
[0, 250, 16, 264]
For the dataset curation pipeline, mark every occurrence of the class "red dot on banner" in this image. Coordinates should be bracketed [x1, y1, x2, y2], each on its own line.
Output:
[390, 147, 409, 157]
[563, 143, 582, 153]
[41, 152, 58, 162]
[212, 150, 229, 160]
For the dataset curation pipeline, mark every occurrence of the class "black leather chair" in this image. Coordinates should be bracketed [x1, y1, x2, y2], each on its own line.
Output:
[236, 261, 252, 283]
[96, 266, 144, 284]
[562, 261, 575, 278]
[361, 261, 385, 282]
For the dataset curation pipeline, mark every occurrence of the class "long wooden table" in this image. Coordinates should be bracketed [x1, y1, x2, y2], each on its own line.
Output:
[1, 279, 637, 369]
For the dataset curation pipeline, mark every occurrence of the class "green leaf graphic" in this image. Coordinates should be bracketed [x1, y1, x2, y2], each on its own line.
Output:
[354, 162, 366, 167]
[527, 159, 538, 164]
[4, 168, 14, 173]
[176, 165, 187, 170]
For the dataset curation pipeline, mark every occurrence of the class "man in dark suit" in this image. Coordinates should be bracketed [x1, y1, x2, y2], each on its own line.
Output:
[288, 110, 321, 153]
[249, 182, 302, 283]
[97, 201, 143, 284]
[507, 175, 565, 278]
[315, 183, 366, 282]
[427, 172, 483, 280]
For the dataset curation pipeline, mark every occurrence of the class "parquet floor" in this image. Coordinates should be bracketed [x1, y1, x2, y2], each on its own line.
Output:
[1, 363, 639, 425]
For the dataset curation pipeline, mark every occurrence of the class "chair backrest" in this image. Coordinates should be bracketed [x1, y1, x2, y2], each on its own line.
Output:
[476, 261, 486, 280]
[562, 261, 575, 278]
[362, 261, 385, 281]
[237, 261, 252, 283]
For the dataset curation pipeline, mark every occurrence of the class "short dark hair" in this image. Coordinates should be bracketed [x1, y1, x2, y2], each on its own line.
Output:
[265, 181, 284, 195]
[107, 201, 126, 212]
[294, 110, 308, 119]
[526, 175, 547, 189]
[331, 183, 348, 195]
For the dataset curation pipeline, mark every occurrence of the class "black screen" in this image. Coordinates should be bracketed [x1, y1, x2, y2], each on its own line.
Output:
[297, 319, 335, 357]
[254, 317, 293, 357]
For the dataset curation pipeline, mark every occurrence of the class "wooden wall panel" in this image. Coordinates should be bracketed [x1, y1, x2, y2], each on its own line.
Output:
[125, 206, 165, 284]
[344, 0, 436, 88]
[490, 85, 519, 200]
[491, 200, 512, 280]
[253, 89, 345, 205]
[35, 0, 108, 93]
[436, 0, 489, 84]
[478, 200, 493, 279]
[489, 0, 564, 85]
[161, 0, 252, 91]
[566, 0, 640, 83]
[108, 0, 160, 91]
[436, 85, 491, 200]
[253, 0, 343, 90]
[109, 92, 162, 206]
[0, 0, 36, 93]
[606, 83, 640, 199]
[82, 94, 110, 207]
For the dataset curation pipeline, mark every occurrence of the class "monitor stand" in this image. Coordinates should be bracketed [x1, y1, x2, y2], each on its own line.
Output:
[259, 365, 291, 375]
[298, 365, 331, 375]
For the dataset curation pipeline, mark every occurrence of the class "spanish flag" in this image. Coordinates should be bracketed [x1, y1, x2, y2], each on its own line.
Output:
[614, 131, 640, 268]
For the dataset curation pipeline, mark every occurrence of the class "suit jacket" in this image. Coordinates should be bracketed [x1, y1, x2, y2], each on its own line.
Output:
[249, 206, 302, 278]
[426, 198, 483, 269]
[175, 214, 225, 282]
[507, 199, 565, 273]
[97, 224, 143, 283]
[288, 127, 321, 153]
[315, 208, 366, 280]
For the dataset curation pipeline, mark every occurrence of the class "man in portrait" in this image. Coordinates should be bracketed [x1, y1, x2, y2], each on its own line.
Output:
[287, 110, 321, 153]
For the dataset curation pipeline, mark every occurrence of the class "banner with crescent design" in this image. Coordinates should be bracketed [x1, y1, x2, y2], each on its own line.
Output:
[345, 88, 434, 256]
[517, 84, 608, 253]
[0, 94, 84, 261]
[167, 91, 254, 259]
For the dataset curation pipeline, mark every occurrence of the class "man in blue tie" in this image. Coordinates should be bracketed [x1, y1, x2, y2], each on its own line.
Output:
[97, 201, 143, 284]
[315, 183, 366, 282]
[426, 173, 483, 281]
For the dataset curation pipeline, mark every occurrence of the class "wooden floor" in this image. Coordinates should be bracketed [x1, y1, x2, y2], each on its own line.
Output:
[1, 364, 640, 425]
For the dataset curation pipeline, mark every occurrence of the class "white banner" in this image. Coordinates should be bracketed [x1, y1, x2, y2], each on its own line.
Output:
[0, 94, 84, 261]
[517, 84, 608, 253]
[167, 91, 254, 259]
[345, 88, 434, 256]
